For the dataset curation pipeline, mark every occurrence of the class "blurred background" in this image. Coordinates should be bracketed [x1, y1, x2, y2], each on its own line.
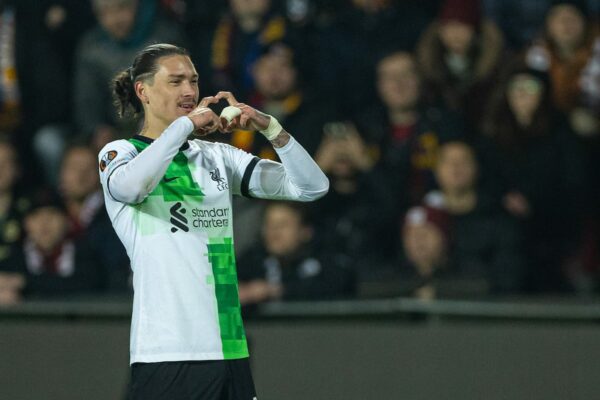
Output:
[1, 0, 600, 399]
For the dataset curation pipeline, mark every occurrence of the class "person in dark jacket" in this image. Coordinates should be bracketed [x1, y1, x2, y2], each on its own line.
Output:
[0, 139, 29, 304]
[416, 0, 505, 133]
[482, 64, 587, 291]
[400, 141, 526, 298]
[73, 0, 185, 150]
[14, 191, 104, 299]
[313, 120, 393, 271]
[356, 51, 464, 222]
[227, 41, 333, 260]
[0, 0, 94, 185]
[431, 141, 525, 293]
[237, 201, 354, 305]
[0, 140, 29, 271]
[401, 204, 451, 300]
[188, 0, 289, 102]
[59, 144, 130, 292]
[245, 41, 330, 158]
[313, 0, 435, 114]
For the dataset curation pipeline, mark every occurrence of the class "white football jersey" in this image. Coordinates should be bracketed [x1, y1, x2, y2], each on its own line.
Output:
[100, 134, 257, 364]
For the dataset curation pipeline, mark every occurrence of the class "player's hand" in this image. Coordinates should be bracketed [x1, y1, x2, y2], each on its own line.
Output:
[187, 96, 223, 135]
[215, 91, 271, 132]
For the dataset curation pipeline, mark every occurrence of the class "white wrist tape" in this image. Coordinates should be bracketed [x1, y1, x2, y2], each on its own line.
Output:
[220, 106, 242, 123]
[260, 116, 283, 141]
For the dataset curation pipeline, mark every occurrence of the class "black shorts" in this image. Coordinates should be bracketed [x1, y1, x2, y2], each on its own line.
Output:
[130, 358, 257, 400]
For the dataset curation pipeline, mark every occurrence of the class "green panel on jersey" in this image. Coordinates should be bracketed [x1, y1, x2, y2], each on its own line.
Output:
[128, 138, 205, 235]
[128, 138, 205, 202]
[206, 237, 249, 359]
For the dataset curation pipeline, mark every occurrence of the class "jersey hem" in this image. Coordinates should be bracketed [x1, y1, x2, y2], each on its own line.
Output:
[130, 352, 250, 365]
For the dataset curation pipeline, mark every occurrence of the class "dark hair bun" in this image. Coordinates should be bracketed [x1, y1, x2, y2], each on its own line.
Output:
[113, 69, 142, 117]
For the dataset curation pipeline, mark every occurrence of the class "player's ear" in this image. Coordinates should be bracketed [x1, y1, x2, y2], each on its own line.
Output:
[135, 81, 149, 104]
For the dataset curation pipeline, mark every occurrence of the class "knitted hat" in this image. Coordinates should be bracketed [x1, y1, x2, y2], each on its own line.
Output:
[438, 0, 482, 27]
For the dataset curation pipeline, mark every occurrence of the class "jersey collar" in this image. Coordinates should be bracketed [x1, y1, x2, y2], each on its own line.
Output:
[132, 134, 190, 151]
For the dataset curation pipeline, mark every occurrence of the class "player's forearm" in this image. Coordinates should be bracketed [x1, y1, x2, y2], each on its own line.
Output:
[249, 134, 329, 201]
[108, 117, 193, 204]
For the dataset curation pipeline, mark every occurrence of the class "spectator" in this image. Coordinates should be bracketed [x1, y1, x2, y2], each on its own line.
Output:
[524, 1, 600, 289]
[429, 141, 525, 294]
[314, 0, 435, 113]
[191, 0, 288, 101]
[237, 201, 354, 306]
[526, 0, 600, 137]
[0, 1, 94, 185]
[0, 139, 29, 305]
[244, 42, 330, 159]
[417, 0, 505, 132]
[74, 0, 185, 150]
[230, 41, 332, 259]
[14, 191, 104, 298]
[400, 142, 525, 299]
[483, 0, 552, 49]
[401, 205, 450, 300]
[482, 64, 587, 292]
[481, 0, 600, 50]
[32, 1, 96, 185]
[0, 140, 29, 272]
[313, 122, 393, 270]
[356, 51, 464, 220]
[59, 144, 130, 292]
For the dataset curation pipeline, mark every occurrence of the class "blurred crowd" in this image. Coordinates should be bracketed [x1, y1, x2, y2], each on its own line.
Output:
[0, 0, 600, 306]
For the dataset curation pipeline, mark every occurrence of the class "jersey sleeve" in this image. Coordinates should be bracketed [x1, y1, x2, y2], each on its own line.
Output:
[221, 135, 329, 202]
[98, 140, 138, 202]
[98, 116, 194, 204]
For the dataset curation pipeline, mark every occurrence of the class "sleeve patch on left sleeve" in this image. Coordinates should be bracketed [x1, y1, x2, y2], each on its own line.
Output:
[99, 150, 118, 172]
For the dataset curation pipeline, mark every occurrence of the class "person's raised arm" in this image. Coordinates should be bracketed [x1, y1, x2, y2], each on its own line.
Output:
[100, 98, 222, 204]
[216, 91, 329, 201]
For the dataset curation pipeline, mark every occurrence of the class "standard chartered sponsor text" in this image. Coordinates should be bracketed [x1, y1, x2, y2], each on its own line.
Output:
[191, 207, 230, 228]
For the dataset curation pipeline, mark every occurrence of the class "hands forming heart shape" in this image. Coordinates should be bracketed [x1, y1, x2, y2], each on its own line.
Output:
[188, 91, 271, 136]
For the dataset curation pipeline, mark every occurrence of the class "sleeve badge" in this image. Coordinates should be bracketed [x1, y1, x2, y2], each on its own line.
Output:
[99, 150, 118, 172]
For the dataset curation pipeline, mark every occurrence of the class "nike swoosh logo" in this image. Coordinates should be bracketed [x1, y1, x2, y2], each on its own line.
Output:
[163, 176, 179, 183]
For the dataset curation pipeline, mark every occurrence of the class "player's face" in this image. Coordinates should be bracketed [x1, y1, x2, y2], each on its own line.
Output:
[60, 148, 100, 202]
[0, 144, 18, 192]
[141, 55, 199, 127]
[377, 53, 420, 111]
[435, 143, 478, 193]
